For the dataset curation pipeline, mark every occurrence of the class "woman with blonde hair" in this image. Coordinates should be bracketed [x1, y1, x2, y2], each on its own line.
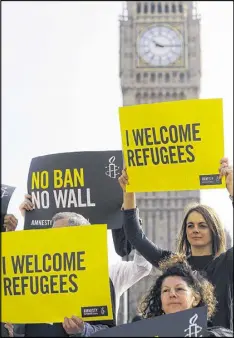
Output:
[118, 157, 233, 329]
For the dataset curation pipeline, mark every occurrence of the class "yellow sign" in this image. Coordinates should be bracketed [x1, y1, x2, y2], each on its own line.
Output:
[119, 98, 225, 192]
[1, 225, 113, 323]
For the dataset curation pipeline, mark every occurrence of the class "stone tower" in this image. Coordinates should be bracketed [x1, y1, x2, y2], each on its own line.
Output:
[118, 1, 201, 324]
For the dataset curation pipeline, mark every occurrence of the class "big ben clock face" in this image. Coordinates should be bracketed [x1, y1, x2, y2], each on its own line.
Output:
[137, 25, 184, 67]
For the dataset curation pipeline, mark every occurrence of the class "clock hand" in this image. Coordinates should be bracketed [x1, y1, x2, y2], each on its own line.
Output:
[153, 41, 181, 48]
[153, 41, 164, 48]
[163, 44, 181, 47]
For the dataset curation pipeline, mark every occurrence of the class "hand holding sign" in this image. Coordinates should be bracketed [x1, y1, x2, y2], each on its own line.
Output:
[19, 194, 34, 217]
[118, 169, 136, 210]
[63, 316, 84, 335]
[3, 215, 18, 232]
[4, 323, 14, 337]
[118, 169, 129, 192]
[219, 157, 233, 196]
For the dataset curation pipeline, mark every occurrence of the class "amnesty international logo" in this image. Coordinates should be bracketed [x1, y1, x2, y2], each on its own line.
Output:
[184, 313, 202, 337]
[105, 156, 120, 179]
[1, 186, 9, 198]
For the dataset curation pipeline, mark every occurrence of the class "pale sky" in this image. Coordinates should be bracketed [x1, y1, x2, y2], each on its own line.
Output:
[2, 1, 233, 260]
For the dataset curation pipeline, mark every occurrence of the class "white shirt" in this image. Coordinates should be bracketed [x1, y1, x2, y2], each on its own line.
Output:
[109, 250, 152, 316]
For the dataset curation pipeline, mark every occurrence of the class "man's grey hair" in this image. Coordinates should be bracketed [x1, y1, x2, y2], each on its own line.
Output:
[52, 212, 90, 226]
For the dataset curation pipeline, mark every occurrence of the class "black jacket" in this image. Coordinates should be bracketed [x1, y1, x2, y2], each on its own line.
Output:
[111, 226, 132, 257]
[207, 326, 234, 337]
[111, 208, 144, 257]
[1, 323, 10, 337]
[123, 208, 233, 330]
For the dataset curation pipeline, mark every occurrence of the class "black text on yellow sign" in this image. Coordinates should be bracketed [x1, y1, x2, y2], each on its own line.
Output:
[1, 225, 113, 323]
[119, 99, 225, 192]
[125, 123, 201, 167]
[2, 251, 86, 296]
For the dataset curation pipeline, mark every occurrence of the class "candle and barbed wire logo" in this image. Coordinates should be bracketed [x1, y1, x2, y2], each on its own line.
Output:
[1, 186, 9, 198]
[105, 156, 120, 179]
[184, 313, 203, 337]
[100, 307, 106, 315]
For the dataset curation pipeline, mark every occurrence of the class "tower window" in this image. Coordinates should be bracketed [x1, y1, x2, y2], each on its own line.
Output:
[151, 2, 155, 13]
[136, 92, 141, 104]
[180, 92, 185, 99]
[166, 92, 171, 100]
[151, 92, 156, 101]
[144, 3, 148, 13]
[165, 73, 170, 82]
[179, 73, 185, 82]
[172, 92, 178, 100]
[157, 3, 162, 13]
[158, 92, 163, 101]
[136, 73, 141, 82]
[158, 73, 163, 80]
[172, 4, 176, 13]
[179, 3, 183, 13]
[136, 3, 141, 14]
[143, 72, 148, 79]
[150, 73, 156, 82]
[165, 4, 169, 13]
[143, 92, 148, 99]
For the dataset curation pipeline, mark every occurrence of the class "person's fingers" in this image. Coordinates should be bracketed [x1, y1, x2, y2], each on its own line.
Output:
[220, 157, 229, 164]
[219, 162, 229, 178]
[8, 215, 17, 223]
[67, 318, 77, 329]
[4, 224, 15, 231]
[63, 317, 70, 330]
[71, 316, 83, 327]
[121, 176, 128, 184]
[219, 162, 228, 171]
[219, 168, 226, 178]
[20, 200, 34, 211]
[220, 167, 232, 177]
[24, 194, 32, 200]
[25, 201, 34, 210]
[119, 176, 127, 188]
[62, 322, 66, 329]
[20, 201, 28, 211]
[4, 215, 18, 229]
[118, 176, 124, 184]
[4, 215, 11, 224]
[122, 175, 128, 183]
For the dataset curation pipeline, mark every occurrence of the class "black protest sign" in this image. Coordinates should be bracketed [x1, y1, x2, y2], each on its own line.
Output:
[24, 151, 123, 230]
[91, 306, 207, 337]
[1, 184, 16, 216]
[1, 184, 16, 230]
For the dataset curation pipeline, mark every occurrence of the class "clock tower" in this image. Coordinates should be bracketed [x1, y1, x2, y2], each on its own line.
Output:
[118, 1, 201, 324]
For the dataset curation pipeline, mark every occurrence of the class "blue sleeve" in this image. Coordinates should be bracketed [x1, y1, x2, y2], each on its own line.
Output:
[71, 322, 109, 337]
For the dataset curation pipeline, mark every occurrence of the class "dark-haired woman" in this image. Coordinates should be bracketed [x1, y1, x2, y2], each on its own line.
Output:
[118, 157, 233, 329]
[139, 255, 233, 337]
